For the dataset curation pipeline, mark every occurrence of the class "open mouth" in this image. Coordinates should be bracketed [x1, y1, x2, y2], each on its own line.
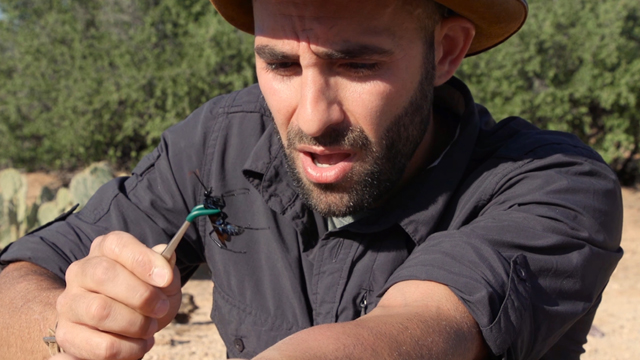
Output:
[299, 149, 355, 184]
[311, 152, 351, 167]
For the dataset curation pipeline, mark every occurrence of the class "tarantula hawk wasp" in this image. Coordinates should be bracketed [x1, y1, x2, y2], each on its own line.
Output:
[191, 171, 261, 253]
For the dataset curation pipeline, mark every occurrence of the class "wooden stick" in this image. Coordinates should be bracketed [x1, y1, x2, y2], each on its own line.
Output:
[161, 221, 192, 260]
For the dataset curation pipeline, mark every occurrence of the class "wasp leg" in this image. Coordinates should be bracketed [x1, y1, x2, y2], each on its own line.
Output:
[211, 231, 246, 254]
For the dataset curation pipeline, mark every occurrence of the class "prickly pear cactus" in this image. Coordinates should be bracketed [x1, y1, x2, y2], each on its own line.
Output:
[56, 187, 75, 211]
[0, 164, 115, 246]
[0, 192, 6, 249]
[39, 186, 55, 204]
[0, 169, 29, 248]
[37, 201, 60, 227]
[37, 187, 78, 226]
[69, 162, 113, 207]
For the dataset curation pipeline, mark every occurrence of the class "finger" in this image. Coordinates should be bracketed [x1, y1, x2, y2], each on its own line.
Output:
[150, 244, 182, 310]
[158, 258, 182, 298]
[57, 288, 159, 339]
[149, 245, 183, 330]
[56, 320, 153, 360]
[65, 257, 170, 318]
[90, 231, 173, 287]
[156, 265, 184, 330]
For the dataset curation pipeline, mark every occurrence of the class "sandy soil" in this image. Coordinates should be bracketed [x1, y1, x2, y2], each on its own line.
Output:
[582, 188, 640, 360]
[19, 173, 640, 359]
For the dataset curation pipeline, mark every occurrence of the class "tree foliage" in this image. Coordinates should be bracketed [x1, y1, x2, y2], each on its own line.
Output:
[2, 0, 639, 183]
[0, 0, 255, 171]
[457, 0, 640, 184]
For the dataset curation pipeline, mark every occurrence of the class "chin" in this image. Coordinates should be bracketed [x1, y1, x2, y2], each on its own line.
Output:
[307, 190, 356, 218]
[300, 177, 377, 218]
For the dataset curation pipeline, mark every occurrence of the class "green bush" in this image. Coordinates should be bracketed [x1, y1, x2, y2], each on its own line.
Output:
[2, 0, 639, 183]
[457, 0, 640, 183]
[0, 0, 256, 171]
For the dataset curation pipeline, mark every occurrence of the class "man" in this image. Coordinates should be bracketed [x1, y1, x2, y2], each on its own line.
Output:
[0, 0, 623, 359]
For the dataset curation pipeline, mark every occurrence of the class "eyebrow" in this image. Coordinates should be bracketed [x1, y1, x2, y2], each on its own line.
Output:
[254, 44, 394, 62]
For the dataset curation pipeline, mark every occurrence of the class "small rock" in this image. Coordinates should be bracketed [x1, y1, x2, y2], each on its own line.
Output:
[170, 339, 191, 346]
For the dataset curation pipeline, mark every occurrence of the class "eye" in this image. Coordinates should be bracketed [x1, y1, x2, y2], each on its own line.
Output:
[264, 62, 300, 76]
[342, 62, 380, 76]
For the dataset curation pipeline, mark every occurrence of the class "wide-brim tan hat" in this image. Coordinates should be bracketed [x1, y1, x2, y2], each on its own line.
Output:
[209, 0, 528, 56]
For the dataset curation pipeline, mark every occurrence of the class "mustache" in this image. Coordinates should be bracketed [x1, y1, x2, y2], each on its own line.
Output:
[286, 125, 372, 150]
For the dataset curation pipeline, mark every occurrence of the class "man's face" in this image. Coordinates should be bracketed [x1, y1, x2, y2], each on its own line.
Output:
[254, 0, 435, 217]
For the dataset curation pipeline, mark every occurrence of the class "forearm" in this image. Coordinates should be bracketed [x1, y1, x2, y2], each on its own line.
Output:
[0, 261, 65, 359]
[255, 281, 488, 360]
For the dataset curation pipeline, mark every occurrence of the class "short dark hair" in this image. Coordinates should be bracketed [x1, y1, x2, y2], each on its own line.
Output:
[401, 0, 448, 37]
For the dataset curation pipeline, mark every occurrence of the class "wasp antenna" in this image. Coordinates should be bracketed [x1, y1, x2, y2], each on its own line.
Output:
[189, 170, 211, 191]
[187, 169, 201, 179]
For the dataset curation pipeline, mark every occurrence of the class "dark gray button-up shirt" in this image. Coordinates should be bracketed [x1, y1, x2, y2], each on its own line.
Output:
[0, 77, 623, 359]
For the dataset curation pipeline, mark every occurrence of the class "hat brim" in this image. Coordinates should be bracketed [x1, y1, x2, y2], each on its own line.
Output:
[209, 0, 528, 56]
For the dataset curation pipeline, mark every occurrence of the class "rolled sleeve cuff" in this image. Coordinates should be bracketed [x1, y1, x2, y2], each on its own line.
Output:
[381, 234, 532, 357]
[0, 219, 92, 281]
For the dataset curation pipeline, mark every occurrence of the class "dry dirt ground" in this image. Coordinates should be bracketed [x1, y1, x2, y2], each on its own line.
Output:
[21, 174, 640, 359]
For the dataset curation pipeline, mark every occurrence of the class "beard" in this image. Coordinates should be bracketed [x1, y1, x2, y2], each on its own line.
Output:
[282, 51, 435, 217]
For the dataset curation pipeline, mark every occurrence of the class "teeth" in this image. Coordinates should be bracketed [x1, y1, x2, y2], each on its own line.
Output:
[314, 159, 332, 167]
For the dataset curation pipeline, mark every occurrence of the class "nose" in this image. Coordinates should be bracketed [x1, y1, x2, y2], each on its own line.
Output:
[295, 71, 344, 138]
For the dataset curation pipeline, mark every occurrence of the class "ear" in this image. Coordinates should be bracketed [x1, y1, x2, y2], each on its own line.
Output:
[433, 17, 476, 86]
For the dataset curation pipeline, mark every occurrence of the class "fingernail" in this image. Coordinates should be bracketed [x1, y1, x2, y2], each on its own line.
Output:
[146, 336, 156, 351]
[153, 299, 170, 318]
[151, 268, 168, 286]
[145, 319, 159, 338]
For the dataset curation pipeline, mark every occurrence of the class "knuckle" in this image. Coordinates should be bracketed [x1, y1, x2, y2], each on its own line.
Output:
[131, 316, 156, 339]
[90, 234, 106, 253]
[87, 296, 113, 325]
[132, 285, 157, 311]
[64, 260, 82, 284]
[99, 337, 121, 360]
[95, 231, 130, 258]
[56, 290, 71, 314]
[90, 258, 117, 286]
[128, 250, 153, 273]
[126, 314, 155, 339]
[102, 231, 125, 254]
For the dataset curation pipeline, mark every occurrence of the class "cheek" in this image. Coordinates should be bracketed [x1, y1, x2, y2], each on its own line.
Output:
[340, 81, 410, 140]
[257, 70, 297, 145]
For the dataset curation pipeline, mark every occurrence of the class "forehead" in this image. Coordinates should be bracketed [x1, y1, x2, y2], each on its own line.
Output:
[253, 0, 423, 47]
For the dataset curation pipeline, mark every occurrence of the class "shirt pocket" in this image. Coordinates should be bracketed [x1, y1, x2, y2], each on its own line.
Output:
[211, 283, 301, 358]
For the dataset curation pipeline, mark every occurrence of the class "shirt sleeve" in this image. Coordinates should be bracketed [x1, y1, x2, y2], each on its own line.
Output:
[383, 151, 623, 360]
[0, 96, 228, 283]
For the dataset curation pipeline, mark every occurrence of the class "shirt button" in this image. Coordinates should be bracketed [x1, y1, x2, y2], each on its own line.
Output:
[516, 265, 527, 280]
[234, 338, 245, 353]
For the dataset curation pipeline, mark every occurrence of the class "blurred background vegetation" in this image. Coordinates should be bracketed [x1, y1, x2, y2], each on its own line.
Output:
[0, 0, 639, 180]
[458, 0, 640, 184]
[0, 0, 255, 171]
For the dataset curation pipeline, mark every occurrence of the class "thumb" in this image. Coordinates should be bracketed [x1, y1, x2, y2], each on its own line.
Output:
[152, 244, 177, 268]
